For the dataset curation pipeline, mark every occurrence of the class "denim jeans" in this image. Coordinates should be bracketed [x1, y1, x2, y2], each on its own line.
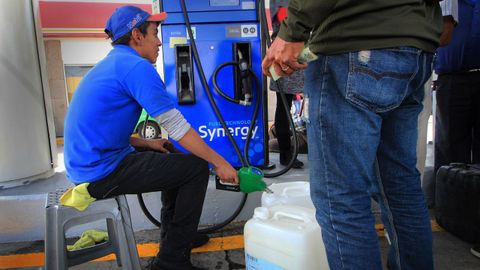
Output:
[304, 47, 434, 270]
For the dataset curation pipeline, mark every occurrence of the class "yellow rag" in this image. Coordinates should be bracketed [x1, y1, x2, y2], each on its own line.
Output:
[59, 183, 96, 211]
[67, 229, 109, 251]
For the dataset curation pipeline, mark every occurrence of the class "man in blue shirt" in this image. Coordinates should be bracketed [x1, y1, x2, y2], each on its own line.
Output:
[63, 6, 238, 270]
[434, 0, 480, 179]
[434, 0, 480, 192]
[434, 0, 480, 258]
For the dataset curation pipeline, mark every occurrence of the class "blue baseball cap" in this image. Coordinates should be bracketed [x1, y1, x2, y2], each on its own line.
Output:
[105, 6, 167, 42]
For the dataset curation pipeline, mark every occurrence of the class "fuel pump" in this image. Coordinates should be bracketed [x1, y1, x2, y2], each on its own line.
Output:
[139, 0, 302, 233]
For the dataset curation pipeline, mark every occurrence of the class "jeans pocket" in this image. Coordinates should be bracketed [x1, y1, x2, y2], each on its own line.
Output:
[346, 48, 419, 113]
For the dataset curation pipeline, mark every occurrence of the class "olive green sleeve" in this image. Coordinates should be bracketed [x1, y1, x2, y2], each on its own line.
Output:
[277, 0, 337, 42]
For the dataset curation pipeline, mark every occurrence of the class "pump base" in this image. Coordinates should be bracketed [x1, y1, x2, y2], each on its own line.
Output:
[259, 162, 276, 170]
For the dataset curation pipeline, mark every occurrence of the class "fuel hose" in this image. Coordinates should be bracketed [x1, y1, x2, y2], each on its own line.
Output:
[138, 0, 302, 233]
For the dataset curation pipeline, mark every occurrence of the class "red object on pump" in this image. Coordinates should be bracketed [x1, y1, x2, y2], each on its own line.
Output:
[276, 7, 287, 22]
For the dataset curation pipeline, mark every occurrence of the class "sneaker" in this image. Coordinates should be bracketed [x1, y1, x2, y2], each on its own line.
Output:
[471, 246, 480, 259]
[191, 233, 210, 248]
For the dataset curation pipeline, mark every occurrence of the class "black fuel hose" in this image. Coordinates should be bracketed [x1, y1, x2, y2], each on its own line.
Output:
[183, 0, 249, 234]
[212, 60, 297, 178]
[214, 0, 300, 177]
[212, 61, 252, 105]
[256, 0, 300, 177]
[138, 0, 249, 235]
[138, 0, 301, 232]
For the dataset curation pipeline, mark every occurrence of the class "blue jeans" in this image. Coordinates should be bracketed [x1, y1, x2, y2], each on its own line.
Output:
[304, 47, 434, 270]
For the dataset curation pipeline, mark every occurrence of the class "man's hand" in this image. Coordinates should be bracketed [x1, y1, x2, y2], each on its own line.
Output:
[440, 15, 456, 47]
[215, 161, 239, 184]
[262, 37, 307, 78]
[176, 128, 239, 184]
[148, 138, 175, 153]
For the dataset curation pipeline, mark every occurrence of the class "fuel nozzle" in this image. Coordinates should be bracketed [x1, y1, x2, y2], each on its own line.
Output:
[237, 50, 252, 106]
[238, 167, 272, 193]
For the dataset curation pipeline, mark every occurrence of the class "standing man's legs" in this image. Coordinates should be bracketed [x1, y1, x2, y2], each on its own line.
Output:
[274, 92, 301, 166]
[434, 73, 475, 170]
[473, 72, 480, 163]
[434, 73, 480, 207]
[305, 48, 433, 270]
[376, 51, 434, 269]
[274, 92, 294, 154]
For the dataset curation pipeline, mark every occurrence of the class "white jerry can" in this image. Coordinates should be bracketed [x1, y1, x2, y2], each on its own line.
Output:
[261, 181, 314, 209]
[244, 205, 329, 270]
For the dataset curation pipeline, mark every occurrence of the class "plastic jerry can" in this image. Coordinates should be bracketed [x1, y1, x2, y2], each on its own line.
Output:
[261, 181, 314, 209]
[244, 205, 329, 270]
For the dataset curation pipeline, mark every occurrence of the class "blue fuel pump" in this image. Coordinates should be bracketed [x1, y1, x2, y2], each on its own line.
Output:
[138, 0, 301, 233]
[160, 0, 268, 168]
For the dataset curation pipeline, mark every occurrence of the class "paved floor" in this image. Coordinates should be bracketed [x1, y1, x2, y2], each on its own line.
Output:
[1, 219, 480, 270]
[1, 144, 480, 269]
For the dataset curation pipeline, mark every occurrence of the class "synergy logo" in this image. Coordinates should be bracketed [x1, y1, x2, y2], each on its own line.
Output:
[198, 120, 259, 142]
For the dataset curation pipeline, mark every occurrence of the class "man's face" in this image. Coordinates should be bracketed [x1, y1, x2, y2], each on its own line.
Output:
[138, 22, 162, 63]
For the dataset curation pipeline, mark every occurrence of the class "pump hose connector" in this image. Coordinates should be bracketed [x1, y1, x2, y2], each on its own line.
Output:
[239, 59, 252, 105]
[212, 60, 253, 106]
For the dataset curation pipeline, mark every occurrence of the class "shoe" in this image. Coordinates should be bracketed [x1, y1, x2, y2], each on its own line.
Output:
[471, 246, 480, 259]
[280, 152, 304, 169]
[161, 232, 210, 249]
[149, 257, 207, 270]
[191, 233, 210, 248]
[280, 157, 304, 168]
[291, 158, 304, 169]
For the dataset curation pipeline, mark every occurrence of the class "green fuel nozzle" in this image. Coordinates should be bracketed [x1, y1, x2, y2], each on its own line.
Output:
[238, 167, 272, 194]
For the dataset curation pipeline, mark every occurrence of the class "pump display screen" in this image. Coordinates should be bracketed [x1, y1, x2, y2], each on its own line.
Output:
[210, 0, 239, 6]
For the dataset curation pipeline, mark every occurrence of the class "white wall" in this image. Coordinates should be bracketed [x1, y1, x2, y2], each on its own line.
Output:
[61, 39, 111, 65]
[60, 39, 166, 79]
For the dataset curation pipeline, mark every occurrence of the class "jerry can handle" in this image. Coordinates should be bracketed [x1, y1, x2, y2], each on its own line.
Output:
[281, 184, 309, 196]
[273, 211, 312, 223]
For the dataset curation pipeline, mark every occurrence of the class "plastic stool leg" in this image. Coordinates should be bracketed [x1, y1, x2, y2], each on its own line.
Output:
[45, 206, 68, 270]
[106, 218, 123, 267]
[116, 195, 141, 270]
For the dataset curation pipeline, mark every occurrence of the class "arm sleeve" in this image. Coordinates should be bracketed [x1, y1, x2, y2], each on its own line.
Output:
[277, 0, 337, 42]
[440, 0, 459, 22]
[155, 108, 191, 141]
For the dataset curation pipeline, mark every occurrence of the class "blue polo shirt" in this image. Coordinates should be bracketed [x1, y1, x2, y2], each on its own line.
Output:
[64, 45, 174, 184]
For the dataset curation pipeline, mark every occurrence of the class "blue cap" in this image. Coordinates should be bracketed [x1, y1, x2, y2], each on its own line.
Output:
[105, 6, 167, 42]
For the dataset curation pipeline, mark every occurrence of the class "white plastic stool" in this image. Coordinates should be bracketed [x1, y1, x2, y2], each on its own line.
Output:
[44, 189, 141, 270]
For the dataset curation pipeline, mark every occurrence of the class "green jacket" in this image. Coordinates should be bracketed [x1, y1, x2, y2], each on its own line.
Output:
[277, 0, 443, 54]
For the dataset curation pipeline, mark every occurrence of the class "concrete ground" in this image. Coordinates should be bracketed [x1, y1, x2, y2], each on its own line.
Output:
[1, 144, 480, 269]
[1, 214, 480, 270]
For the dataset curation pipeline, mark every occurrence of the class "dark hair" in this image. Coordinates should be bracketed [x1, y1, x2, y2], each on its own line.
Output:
[105, 21, 151, 46]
